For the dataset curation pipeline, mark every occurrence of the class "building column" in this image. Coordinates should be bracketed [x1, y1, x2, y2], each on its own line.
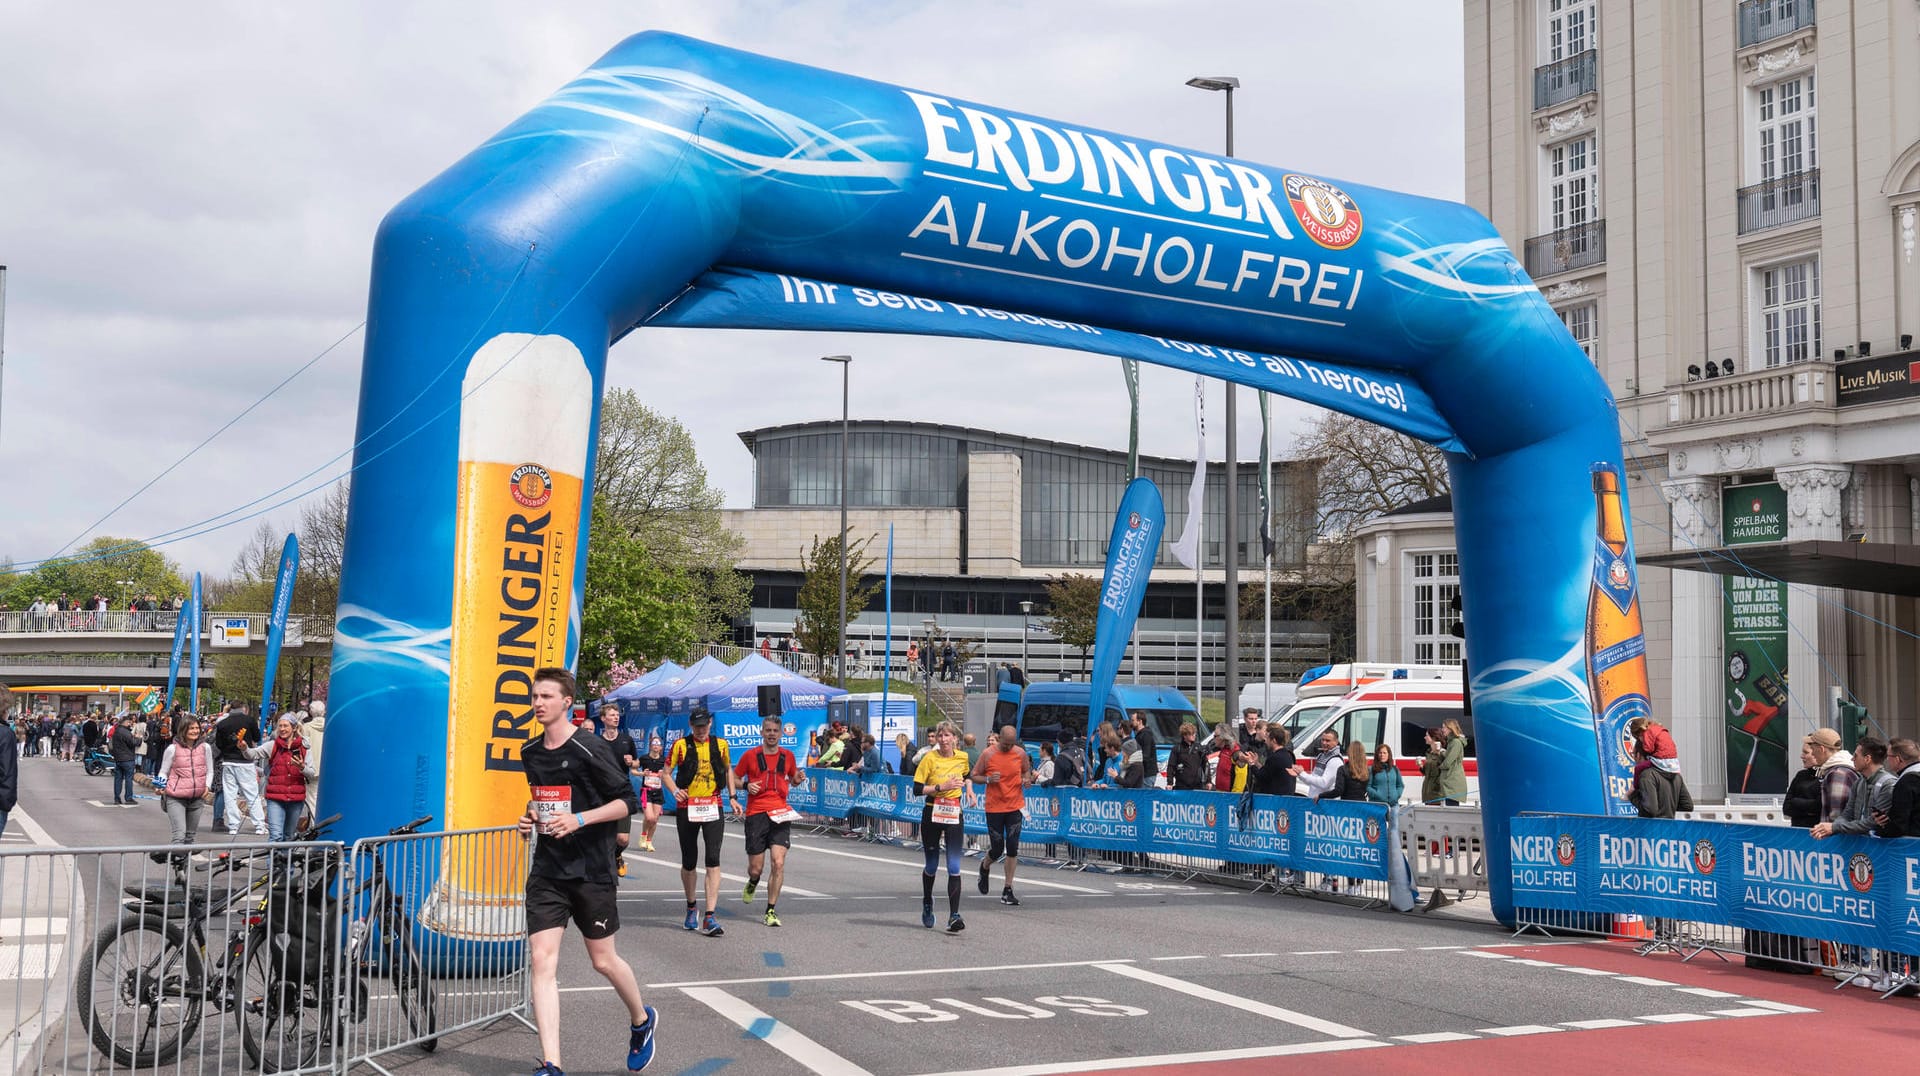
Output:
[1776, 464, 1851, 738]
[1660, 476, 1724, 800]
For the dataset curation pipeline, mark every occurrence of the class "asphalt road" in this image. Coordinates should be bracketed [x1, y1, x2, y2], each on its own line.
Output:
[2, 753, 1884, 1076]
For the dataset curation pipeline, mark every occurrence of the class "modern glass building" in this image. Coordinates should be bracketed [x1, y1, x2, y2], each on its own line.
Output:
[722, 420, 1334, 692]
[742, 420, 1317, 571]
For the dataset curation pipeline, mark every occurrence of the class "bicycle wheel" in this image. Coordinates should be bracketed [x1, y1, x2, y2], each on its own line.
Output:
[235, 926, 325, 1073]
[83, 758, 104, 776]
[74, 914, 203, 1067]
[391, 929, 438, 1053]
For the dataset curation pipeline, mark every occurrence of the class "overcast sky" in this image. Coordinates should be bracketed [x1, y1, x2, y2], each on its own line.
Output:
[0, 0, 1465, 583]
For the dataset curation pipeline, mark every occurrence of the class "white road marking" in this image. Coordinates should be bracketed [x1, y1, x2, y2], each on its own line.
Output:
[908, 1038, 1390, 1076]
[793, 841, 1107, 893]
[1095, 962, 1372, 1039]
[1676, 987, 1743, 999]
[1355, 947, 1404, 953]
[1479, 1024, 1563, 1036]
[1555, 967, 1618, 976]
[1416, 945, 1465, 950]
[1741, 999, 1819, 1014]
[1460, 951, 1511, 959]
[682, 986, 876, 1076]
[1710, 1007, 1785, 1017]
[1638, 1012, 1713, 1023]
[1614, 976, 1677, 987]
[1291, 949, 1340, 955]
[1507, 959, 1563, 968]
[646, 957, 1139, 990]
[1150, 955, 1206, 962]
[1561, 1018, 1640, 1030]
[621, 852, 830, 897]
[1394, 1032, 1478, 1043]
[1220, 952, 1277, 958]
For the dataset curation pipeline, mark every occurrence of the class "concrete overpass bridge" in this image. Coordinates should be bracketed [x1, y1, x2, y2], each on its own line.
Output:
[0, 611, 331, 688]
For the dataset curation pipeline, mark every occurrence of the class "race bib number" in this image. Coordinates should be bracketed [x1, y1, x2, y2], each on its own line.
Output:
[643, 775, 662, 790]
[532, 786, 571, 822]
[930, 802, 961, 825]
[688, 796, 720, 823]
[769, 807, 801, 823]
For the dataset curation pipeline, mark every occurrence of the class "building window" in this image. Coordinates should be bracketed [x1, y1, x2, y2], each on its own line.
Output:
[1557, 302, 1598, 362]
[1540, 0, 1597, 62]
[1755, 73, 1815, 185]
[1756, 257, 1820, 368]
[1409, 552, 1462, 666]
[1545, 135, 1597, 234]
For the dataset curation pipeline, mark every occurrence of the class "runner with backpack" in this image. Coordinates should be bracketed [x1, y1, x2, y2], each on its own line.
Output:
[662, 708, 736, 937]
[734, 715, 808, 927]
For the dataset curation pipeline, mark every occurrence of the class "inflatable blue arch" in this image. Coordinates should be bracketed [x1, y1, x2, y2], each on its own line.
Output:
[323, 34, 1647, 925]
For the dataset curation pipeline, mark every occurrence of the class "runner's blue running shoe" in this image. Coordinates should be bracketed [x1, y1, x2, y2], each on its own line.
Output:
[921, 901, 935, 929]
[683, 906, 699, 931]
[627, 1005, 658, 1071]
[533, 1061, 564, 1075]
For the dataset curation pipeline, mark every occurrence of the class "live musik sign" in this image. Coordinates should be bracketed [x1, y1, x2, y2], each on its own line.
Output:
[1836, 353, 1920, 407]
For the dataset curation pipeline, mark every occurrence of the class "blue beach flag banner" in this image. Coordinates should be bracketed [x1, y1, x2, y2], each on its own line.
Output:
[260, 533, 300, 729]
[188, 572, 202, 712]
[1088, 477, 1164, 738]
[166, 599, 190, 708]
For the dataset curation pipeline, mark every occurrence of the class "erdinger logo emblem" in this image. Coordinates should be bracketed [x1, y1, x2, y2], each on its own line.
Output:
[1556, 833, 1577, 867]
[1275, 810, 1291, 835]
[1363, 817, 1382, 844]
[1128, 512, 1142, 529]
[1692, 838, 1717, 875]
[1204, 805, 1218, 828]
[1608, 557, 1630, 588]
[1847, 853, 1874, 893]
[783, 722, 797, 737]
[1121, 801, 1138, 824]
[1283, 174, 1363, 250]
[510, 463, 552, 508]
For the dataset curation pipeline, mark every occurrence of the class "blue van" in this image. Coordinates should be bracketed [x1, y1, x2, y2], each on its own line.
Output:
[992, 681, 1200, 779]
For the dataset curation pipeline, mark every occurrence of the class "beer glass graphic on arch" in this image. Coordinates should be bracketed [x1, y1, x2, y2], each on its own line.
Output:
[422, 333, 592, 940]
[1587, 463, 1649, 816]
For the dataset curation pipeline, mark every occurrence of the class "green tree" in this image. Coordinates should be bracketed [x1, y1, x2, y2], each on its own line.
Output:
[579, 497, 719, 693]
[1042, 573, 1101, 675]
[792, 533, 881, 685]
[23, 537, 187, 607]
[583, 391, 748, 683]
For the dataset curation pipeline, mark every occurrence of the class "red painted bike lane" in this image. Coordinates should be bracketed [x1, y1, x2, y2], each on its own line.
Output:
[1108, 941, 1913, 1076]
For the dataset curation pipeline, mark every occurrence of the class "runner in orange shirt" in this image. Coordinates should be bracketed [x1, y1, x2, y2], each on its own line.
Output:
[971, 724, 1035, 906]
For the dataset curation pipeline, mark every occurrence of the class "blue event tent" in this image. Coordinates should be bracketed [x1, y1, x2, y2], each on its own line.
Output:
[691, 655, 846, 756]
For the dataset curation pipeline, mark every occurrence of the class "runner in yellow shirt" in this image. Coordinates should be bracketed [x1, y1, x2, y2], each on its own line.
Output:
[913, 721, 978, 933]
[663, 710, 737, 937]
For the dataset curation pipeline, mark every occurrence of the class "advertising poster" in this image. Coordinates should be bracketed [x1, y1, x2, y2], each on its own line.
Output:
[1722, 482, 1789, 798]
[1507, 816, 1584, 910]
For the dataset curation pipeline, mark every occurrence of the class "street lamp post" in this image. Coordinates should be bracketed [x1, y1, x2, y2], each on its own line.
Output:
[1018, 599, 1033, 675]
[822, 355, 852, 686]
[1187, 74, 1240, 716]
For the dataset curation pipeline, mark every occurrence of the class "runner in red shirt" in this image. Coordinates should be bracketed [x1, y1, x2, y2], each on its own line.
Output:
[971, 724, 1035, 905]
[732, 715, 808, 928]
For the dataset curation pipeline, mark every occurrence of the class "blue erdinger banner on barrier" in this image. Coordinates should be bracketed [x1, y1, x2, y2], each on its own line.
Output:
[796, 772, 1386, 880]
[1511, 815, 1917, 952]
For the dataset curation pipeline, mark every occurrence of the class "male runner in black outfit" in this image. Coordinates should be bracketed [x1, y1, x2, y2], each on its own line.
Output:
[516, 668, 656, 1075]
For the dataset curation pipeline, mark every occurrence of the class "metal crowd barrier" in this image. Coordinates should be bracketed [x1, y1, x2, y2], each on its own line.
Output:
[1399, 804, 1488, 907]
[0, 829, 533, 1076]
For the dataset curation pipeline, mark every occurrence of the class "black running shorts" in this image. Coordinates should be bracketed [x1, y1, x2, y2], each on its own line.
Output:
[525, 874, 619, 940]
[744, 813, 792, 856]
[986, 809, 1023, 862]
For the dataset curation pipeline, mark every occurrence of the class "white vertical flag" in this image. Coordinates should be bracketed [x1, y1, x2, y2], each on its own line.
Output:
[1170, 377, 1207, 569]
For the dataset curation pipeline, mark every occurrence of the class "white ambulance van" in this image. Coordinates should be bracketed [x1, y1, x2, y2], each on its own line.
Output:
[1271, 663, 1473, 804]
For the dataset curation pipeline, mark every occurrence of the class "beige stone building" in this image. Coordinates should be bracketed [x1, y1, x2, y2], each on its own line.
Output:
[1358, 1, 1920, 800]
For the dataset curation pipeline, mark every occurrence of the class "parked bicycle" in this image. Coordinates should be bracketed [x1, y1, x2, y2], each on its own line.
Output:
[74, 814, 440, 1073]
[81, 744, 114, 776]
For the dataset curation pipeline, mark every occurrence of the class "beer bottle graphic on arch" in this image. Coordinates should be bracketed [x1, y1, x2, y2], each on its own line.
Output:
[1587, 463, 1649, 815]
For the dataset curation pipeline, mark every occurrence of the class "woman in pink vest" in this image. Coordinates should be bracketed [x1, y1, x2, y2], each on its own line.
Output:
[157, 716, 216, 846]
